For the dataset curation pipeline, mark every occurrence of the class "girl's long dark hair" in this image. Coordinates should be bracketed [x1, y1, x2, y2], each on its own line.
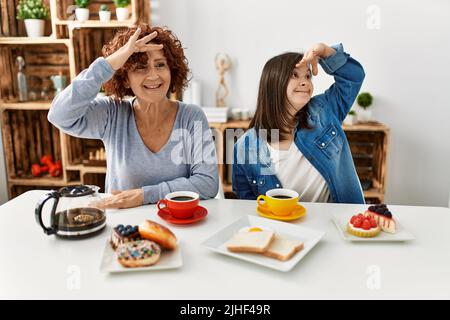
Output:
[249, 52, 312, 143]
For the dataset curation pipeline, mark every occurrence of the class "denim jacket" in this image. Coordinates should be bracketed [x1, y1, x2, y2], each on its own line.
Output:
[232, 43, 365, 204]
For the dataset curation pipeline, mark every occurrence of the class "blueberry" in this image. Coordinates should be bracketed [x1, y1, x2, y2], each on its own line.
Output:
[384, 211, 392, 218]
[126, 225, 132, 229]
[368, 206, 376, 212]
[118, 224, 124, 229]
[375, 208, 384, 214]
[132, 226, 138, 233]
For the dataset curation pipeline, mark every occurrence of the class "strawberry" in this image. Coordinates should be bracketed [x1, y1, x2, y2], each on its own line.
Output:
[350, 215, 357, 224]
[362, 219, 371, 230]
[353, 217, 363, 228]
[370, 218, 377, 228]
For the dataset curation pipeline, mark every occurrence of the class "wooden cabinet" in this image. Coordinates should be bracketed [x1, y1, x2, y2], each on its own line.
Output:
[210, 120, 390, 203]
[0, 0, 149, 198]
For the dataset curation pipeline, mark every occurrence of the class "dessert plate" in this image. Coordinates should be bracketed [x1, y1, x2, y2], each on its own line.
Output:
[332, 213, 415, 242]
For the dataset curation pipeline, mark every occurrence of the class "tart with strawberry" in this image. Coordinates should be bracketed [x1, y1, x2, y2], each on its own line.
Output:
[365, 204, 396, 233]
[347, 213, 381, 238]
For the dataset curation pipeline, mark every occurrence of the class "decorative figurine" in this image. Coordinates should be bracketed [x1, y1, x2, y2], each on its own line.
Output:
[215, 53, 232, 107]
[16, 56, 28, 102]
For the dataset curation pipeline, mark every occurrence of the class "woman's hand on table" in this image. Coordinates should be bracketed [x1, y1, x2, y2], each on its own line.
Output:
[296, 43, 336, 76]
[90, 189, 144, 209]
[105, 27, 164, 71]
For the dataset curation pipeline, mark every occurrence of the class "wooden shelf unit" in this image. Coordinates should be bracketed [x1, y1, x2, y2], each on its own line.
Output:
[0, 101, 52, 111]
[211, 120, 390, 203]
[0, 37, 71, 45]
[0, 0, 149, 199]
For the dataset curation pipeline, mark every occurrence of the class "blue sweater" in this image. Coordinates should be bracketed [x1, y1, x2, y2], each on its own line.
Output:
[48, 57, 219, 204]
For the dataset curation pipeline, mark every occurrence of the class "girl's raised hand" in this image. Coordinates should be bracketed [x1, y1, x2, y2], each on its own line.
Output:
[296, 43, 336, 76]
[106, 28, 163, 71]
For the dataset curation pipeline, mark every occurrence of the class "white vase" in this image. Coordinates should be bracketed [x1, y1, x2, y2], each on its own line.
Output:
[357, 108, 372, 122]
[99, 11, 111, 22]
[24, 19, 45, 37]
[75, 8, 90, 22]
[116, 7, 130, 21]
[343, 114, 356, 126]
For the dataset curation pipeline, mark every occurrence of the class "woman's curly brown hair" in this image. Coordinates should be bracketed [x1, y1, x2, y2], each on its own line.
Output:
[102, 24, 190, 100]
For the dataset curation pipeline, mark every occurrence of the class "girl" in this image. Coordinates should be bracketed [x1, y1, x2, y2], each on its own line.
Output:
[232, 43, 365, 203]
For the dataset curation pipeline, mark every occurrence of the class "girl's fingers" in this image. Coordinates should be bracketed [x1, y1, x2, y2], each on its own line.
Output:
[136, 31, 158, 45]
[137, 44, 164, 52]
[311, 57, 319, 75]
[296, 49, 313, 68]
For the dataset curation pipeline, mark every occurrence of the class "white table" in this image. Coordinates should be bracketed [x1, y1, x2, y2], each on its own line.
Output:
[1, 190, 449, 299]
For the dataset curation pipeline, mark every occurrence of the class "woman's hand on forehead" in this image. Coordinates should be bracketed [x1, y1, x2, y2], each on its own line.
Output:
[106, 27, 164, 71]
[131, 28, 164, 53]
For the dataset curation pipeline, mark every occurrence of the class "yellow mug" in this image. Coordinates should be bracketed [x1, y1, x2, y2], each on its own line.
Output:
[257, 189, 299, 216]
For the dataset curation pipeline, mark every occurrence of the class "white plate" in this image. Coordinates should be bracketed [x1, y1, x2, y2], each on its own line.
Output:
[99, 239, 183, 273]
[332, 213, 415, 242]
[201, 215, 325, 272]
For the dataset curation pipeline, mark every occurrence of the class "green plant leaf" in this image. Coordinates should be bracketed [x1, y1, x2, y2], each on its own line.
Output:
[113, 0, 130, 8]
[16, 0, 50, 20]
[357, 92, 373, 109]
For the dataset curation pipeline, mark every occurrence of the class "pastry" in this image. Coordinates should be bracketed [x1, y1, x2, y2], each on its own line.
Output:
[139, 220, 177, 250]
[116, 240, 161, 268]
[347, 213, 381, 238]
[365, 204, 396, 233]
[110, 224, 141, 249]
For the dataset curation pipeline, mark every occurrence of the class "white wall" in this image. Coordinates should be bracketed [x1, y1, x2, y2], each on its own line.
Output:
[157, 0, 450, 206]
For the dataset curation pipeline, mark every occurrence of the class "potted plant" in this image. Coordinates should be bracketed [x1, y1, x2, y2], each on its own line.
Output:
[98, 4, 111, 22]
[343, 109, 357, 126]
[114, 0, 130, 21]
[356, 92, 373, 122]
[75, 0, 90, 22]
[16, 0, 50, 38]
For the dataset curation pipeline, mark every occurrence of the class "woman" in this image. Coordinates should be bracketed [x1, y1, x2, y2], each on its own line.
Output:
[232, 43, 365, 203]
[48, 24, 219, 209]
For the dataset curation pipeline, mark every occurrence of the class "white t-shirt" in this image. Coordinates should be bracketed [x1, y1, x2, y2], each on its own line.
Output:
[267, 142, 330, 203]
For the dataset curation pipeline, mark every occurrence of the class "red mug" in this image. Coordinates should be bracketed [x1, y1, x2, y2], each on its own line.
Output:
[157, 191, 200, 219]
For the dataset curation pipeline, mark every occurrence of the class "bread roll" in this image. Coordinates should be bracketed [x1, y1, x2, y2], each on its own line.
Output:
[139, 220, 177, 250]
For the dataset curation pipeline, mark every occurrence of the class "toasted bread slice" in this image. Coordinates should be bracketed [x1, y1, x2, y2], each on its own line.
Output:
[226, 231, 275, 253]
[263, 236, 304, 261]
